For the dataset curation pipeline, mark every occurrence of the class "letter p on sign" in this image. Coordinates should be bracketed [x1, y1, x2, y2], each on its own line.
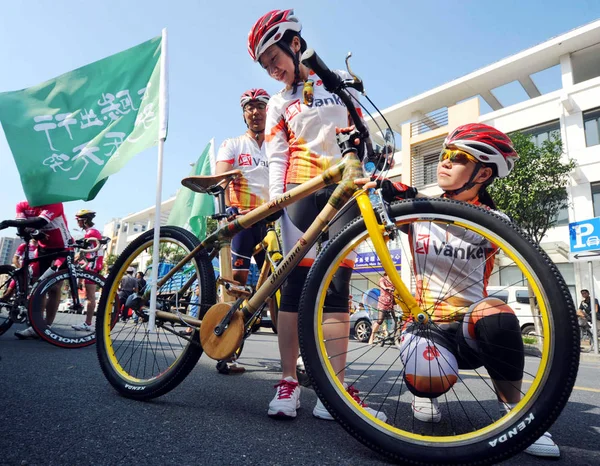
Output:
[574, 223, 594, 249]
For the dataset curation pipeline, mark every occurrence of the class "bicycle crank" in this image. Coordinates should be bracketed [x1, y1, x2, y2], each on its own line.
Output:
[199, 303, 244, 360]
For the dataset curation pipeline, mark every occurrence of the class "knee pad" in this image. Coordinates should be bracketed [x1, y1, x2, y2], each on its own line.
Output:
[399, 325, 459, 398]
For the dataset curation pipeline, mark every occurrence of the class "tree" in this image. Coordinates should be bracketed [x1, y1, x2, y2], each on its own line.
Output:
[103, 254, 118, 274]
[488, 132, 576, 245]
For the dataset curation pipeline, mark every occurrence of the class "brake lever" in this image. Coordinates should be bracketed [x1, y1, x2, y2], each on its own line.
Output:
[344, 52, 365, 94]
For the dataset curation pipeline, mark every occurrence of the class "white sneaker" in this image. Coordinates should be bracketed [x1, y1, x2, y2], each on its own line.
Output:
[412, 396, 441, 423]
[347, 385, 388, 422]
[313, 397, 334, 420]
[313, 387, 388, 422]
[15, 326, 39, 340]
[71, 322, 93, 331]
[268, 377, 301, 419]
[524, 432, 560, 458]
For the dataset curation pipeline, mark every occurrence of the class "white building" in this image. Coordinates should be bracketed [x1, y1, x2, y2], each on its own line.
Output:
[365, 19, 600, 302]
[0, 236, 21, 265]
[103, 197, 176, 258]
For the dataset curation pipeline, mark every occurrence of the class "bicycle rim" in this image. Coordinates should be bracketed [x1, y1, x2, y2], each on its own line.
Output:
[96, 226, 215, 399]
[28, 269, 104, 348]
[299, 199, 578, 464]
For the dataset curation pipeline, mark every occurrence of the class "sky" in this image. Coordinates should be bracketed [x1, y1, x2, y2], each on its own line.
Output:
[1, 0, 599, 238]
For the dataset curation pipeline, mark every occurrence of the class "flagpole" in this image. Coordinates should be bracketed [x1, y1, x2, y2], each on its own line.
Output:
[148, 28, 169, 331]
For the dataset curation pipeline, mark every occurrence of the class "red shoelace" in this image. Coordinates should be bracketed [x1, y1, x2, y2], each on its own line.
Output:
[274, 379, 298, 399]
[347, 385, 367, 407]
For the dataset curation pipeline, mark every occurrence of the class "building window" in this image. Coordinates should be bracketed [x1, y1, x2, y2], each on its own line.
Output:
[411, 136, 445, 188]
[592, 183, 600, 217]
[584, 108, 600, 147]
[553, 205, 569, 226]
[520, 120, 560, 148]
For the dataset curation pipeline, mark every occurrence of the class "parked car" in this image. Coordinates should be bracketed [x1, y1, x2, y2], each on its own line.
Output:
[486, 286, 538, 335]
[350, 307, 372, 342]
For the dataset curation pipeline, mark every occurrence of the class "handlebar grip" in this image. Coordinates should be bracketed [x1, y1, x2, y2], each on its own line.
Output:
[301, 49, 342, 92]
[77, 237, 101, 253]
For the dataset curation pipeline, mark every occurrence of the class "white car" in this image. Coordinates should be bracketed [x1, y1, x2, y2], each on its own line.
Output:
[350, 307, 372, 342]
[486, 286, 537, 335]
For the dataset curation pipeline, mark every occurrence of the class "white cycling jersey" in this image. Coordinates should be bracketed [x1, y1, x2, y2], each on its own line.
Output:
[409, 200, 506, 322]
[216, 133, 269, 210]
[265, 70, 362, 200]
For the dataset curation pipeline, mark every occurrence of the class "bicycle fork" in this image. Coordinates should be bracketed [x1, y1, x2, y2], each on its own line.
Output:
[355, 191, 426, 323]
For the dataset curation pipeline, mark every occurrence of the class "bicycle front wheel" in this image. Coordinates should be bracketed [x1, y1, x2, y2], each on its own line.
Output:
[299, 198, 579, 465]
[28, 269, 104, 348]
[96, 226, 216, 400]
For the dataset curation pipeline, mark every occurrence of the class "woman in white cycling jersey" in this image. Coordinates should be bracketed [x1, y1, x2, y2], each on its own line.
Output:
[247, 8, 386, 422]
[393, 123, 559, 458]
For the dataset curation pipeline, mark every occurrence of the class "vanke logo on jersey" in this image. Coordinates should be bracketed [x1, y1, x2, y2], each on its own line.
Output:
[416, 236, 486, 260]
[237, 153, 268, 168]
[285, 94, 346, 121]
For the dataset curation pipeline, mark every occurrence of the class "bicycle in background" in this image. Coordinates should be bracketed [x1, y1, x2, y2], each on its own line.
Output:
[0, 227, 106, 348]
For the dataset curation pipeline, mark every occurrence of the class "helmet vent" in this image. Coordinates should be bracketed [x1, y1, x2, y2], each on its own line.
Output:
[468, 142, 496, 155]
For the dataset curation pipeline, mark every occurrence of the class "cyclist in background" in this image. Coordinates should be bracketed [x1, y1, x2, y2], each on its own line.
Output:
[71, 209, 104, 332]
[118, 267, 138, 322]
[386, 123, 558, 458]
[248, 8, 385, 421]
[367, 273, 395, 345]
[214, 88, 271, 374]
[0, 201, 73, 339]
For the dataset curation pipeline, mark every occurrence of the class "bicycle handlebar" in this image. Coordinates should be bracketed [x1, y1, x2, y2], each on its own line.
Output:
[300, 48, 373, 160]
[75, 236, 110, 253]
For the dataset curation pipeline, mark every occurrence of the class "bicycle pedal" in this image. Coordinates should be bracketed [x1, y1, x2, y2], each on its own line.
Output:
[218, 278, 251, 298]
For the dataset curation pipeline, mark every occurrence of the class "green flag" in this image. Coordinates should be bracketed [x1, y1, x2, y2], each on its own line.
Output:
[167, 140, 215, 239]
[0, 35, 163, 206]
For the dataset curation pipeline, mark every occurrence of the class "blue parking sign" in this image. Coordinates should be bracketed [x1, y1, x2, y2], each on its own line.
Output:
[569, 217, 600, 261]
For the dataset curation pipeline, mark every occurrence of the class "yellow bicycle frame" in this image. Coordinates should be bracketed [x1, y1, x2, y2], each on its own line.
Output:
[355, 192, 425, 322]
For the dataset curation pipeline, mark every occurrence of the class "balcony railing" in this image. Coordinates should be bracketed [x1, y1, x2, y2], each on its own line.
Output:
[410, 108, 448, 137]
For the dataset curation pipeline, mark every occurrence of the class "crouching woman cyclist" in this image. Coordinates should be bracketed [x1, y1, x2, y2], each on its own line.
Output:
[385, 123, 559, 458]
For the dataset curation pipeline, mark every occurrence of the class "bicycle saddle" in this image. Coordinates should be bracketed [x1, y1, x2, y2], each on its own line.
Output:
[182, 170, 242, 195]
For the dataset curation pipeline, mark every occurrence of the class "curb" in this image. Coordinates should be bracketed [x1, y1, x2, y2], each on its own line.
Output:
[580, 352, 600, 362]
[524, 344, 600, 362]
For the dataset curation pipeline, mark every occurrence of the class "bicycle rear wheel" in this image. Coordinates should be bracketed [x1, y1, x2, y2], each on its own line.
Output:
[96, 226, 216, 400]
[28, 269, 104, 348]
[0, 265, 17, 336]
[299, 198, 579, 465]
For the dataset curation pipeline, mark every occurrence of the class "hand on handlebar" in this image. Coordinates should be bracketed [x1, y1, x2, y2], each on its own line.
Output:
[380, 179, 418, 201]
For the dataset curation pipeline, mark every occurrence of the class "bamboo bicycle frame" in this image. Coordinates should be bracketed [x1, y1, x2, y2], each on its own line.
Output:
[152, 151, 424, 327]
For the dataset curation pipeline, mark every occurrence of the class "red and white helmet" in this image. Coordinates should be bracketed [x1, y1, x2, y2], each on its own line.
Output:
[248, 9, 302, 62]
[240, 88, 270, 108]
[444, 123, 519, 178]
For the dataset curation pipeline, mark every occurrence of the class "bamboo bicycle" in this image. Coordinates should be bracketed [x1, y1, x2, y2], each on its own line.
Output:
[96, 50, 579, 465]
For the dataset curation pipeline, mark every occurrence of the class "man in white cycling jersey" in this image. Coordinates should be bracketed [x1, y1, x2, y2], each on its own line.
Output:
[214, 88, 271, 374]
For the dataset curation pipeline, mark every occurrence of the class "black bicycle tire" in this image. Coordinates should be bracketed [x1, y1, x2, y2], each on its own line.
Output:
[0, 264, 17, 336]
[96, 226, 216, 400]
[299, 198, 579, 465]
[28, 269, 104, 348]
